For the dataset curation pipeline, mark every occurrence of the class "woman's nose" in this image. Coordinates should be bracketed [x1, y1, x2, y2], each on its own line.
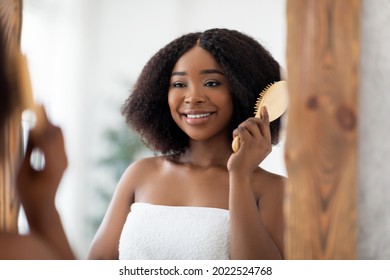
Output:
[184, 88, 206, 104]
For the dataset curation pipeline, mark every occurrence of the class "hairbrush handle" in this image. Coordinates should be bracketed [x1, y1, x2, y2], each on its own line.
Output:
[18, 53, 46, 171]
[17, 53, 44, 133]
[231, 134, 242, 153]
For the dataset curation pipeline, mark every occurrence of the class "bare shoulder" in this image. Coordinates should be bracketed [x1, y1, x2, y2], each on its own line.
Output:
[120, 156, 165, 184]
[117, 156, 173, 195]
[126, 156, 163, 170]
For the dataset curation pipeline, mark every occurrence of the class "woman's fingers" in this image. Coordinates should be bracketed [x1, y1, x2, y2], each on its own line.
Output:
[19, 105, 67, 179]
[259, 106, 271, 142]
[228, 107, 273, 173]
[234, 107, 270, 138]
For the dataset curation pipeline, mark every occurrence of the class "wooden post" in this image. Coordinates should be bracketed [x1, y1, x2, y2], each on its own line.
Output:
[284, 0, 360, 259]
[0, 0, 23, 232]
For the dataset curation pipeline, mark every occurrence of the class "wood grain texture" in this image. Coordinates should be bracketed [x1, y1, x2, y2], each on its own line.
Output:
[0, 118, 23, 231]
[0, 0, 23, 232]
[0, 0, 22, 47]
[284, 0, 360, 259]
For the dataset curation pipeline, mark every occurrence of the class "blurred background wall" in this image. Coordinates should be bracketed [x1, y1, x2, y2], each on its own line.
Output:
[21, 0, 287, 258]
[358, 0, 390, 259]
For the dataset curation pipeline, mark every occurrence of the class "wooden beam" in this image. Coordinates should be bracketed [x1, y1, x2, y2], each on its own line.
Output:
[284, 0, 360, 259]
[0, 0, 22, 47]
[0, 0, 23, 232]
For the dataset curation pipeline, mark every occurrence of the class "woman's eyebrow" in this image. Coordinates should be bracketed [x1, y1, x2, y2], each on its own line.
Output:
[171, 71, 186, 76]
[171, 69, 224, 76]
[200, 69, 224, 75]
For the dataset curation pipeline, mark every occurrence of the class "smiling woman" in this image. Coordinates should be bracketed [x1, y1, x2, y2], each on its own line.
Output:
[87, 28, 286, 260]
[168, 46, 233, 142]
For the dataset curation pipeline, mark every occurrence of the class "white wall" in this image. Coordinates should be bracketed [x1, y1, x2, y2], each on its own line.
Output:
[22, 0, 286, 258]
[359, 0, 390, 259]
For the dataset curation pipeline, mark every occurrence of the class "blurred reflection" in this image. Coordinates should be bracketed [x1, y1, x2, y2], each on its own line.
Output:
[21, 0, 286, 258]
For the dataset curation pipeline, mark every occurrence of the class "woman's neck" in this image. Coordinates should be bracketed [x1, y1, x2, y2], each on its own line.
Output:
[179, 137, 232, 169]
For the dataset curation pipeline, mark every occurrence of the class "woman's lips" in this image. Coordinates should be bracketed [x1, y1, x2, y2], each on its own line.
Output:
[182, 112, 214, 125]
[186, 112, 212, 119]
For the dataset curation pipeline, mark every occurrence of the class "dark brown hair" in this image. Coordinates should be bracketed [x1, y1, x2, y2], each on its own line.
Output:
[122, 28, 281, 155]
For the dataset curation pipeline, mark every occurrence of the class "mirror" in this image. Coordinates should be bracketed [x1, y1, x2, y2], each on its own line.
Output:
[21, 0, 286, 258]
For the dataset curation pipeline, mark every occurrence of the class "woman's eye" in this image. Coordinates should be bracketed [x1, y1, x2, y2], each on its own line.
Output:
[204, 81, 220, 87]
[172, 82, 186, 88]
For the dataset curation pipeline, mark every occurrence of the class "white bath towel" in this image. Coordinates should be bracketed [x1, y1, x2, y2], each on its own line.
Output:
[119, 202, 230, 260]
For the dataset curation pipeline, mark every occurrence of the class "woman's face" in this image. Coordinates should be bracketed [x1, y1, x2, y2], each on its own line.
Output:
[168, 45, 233, 142]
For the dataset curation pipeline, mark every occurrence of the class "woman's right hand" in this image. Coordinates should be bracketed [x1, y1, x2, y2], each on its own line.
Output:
[16, 106, 68, 211]
[227, 106, 272, 176]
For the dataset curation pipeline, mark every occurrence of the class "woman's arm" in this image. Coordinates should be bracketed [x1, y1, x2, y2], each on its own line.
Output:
[0, 233, 57, 259]
[14, 108, 74, 259]
[229, 173, 284, 259]
[227, 106, 284, 259]
[87, 163, 140, 259]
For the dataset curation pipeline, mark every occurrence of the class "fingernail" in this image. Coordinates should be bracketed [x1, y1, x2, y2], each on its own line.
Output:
[262, 106, 268, 117]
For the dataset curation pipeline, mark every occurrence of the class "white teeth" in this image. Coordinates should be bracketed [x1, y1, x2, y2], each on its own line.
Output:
[186, 113, 211, 119]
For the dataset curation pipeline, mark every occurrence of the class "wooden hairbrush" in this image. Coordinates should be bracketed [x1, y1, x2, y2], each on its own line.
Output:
[17, 53, 44, 133]
[17, 53, 46, 170]
[231, 80, 288, 153]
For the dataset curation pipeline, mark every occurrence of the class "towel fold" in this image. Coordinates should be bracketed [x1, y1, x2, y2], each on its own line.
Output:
[119, 202, 230, 260]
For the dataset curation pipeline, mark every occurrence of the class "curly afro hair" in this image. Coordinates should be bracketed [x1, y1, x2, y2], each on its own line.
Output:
[122, 28, 282, 156]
